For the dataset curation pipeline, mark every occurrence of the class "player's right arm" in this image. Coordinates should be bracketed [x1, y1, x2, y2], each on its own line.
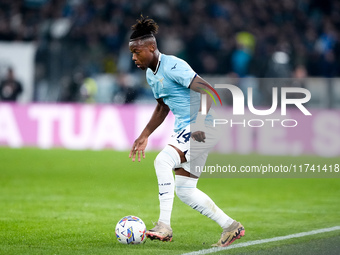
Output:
[129, 98, 170, 162]
[189, 75, 214, 143]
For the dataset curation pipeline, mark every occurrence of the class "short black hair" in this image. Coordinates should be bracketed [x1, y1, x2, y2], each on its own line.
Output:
[130, 15, 159, 41]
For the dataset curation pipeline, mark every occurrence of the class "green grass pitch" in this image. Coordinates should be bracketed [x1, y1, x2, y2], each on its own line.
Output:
[0, 147, 339, 255]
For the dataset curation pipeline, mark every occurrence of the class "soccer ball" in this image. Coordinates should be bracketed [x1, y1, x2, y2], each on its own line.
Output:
[115, 215, 146, 244]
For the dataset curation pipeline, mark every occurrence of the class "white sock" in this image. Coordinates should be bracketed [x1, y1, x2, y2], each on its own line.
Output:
[175, 175, 234, 228]
[154, 145, 181, 226]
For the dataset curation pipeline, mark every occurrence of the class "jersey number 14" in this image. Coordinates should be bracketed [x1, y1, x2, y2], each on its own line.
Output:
[177, 129, 191, 144]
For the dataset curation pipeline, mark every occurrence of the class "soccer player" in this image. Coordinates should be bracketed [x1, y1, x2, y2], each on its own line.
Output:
[128, 16, 244, 247]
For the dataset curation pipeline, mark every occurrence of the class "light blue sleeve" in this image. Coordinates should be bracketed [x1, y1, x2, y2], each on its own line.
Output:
[165, 57, 196, 88]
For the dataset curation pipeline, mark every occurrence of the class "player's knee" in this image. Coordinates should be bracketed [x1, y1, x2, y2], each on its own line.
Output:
[154, 153, 163, 169]
[153, 151, 170, 170]
[154, 145, 181, 170]
[175, 187, 192, 202]
[175, 175, 197, 202]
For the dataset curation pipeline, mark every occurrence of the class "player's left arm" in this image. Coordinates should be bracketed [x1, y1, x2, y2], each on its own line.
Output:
[189, 75, 213, 142]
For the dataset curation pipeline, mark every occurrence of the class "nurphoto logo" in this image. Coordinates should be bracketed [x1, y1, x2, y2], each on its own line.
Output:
[201, 84, 312, 128]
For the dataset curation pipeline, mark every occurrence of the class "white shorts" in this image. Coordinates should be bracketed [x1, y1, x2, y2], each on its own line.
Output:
[168, 124, 221, 177]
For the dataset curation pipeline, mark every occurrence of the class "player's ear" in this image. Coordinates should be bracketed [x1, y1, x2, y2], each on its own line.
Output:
[148, 43, 156, 52]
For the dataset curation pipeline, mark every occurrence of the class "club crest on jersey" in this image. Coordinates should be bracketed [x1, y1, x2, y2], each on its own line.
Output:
[159, 77, 164, 88]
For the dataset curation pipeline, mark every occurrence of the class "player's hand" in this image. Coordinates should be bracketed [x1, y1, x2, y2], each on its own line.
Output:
[191, 131, 206, 143]
[129, 136, 148, 162]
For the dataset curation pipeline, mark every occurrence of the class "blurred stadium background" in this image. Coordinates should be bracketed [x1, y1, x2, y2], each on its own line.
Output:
[0, 0, 339, 104]
[0, 0, 340, 153]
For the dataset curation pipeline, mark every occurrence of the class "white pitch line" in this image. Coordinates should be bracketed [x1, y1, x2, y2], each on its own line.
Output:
[182, 226, 340, 255]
